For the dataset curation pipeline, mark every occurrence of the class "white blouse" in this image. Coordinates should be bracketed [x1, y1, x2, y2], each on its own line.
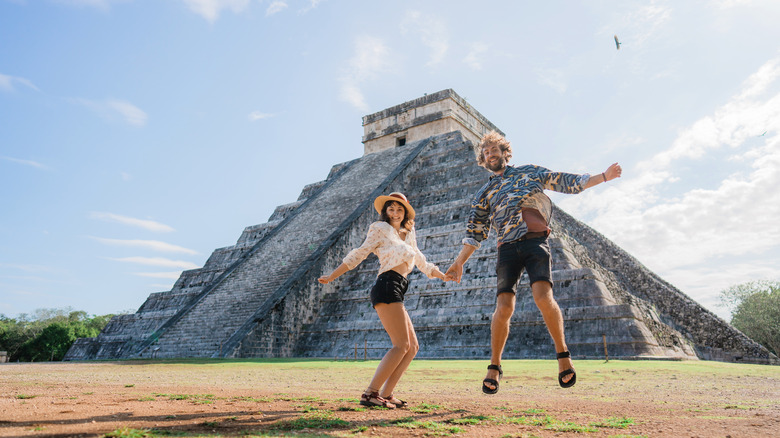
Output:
[343, 221, 438, 278]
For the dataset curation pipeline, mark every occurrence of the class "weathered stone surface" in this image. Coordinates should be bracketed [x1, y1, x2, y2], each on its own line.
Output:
[66, 91, 778, 365]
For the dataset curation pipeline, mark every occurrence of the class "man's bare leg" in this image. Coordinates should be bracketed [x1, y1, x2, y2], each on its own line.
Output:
[531, 281, 574, 384]
[484, 292, 516, 391]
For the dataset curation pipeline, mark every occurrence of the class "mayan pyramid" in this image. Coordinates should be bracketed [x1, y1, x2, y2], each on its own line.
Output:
[66, 89, 778, 365]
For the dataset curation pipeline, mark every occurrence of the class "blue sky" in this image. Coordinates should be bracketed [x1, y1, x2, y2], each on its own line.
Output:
[2, 0, 779, 321]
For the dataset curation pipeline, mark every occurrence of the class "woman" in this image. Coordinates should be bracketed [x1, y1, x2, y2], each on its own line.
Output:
[318, 192, 448, 409]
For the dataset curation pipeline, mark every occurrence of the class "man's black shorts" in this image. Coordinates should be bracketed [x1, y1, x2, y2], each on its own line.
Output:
[496, 236, 552, 295]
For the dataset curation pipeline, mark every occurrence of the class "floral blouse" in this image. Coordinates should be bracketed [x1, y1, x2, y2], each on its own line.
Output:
[343, 221, 438, 278]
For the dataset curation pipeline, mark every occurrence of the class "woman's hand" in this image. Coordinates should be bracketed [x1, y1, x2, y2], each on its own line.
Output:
[317, 275, 332, 284]
[433, 268, 449, 282]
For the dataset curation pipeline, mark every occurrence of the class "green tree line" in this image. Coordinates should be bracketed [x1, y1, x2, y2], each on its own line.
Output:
[0, 308, 116, 362]
[720, 280, 780, 357]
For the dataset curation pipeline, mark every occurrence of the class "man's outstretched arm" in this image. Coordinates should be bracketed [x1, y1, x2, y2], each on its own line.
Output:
[583, 162, 622, 189]
[445, 244, 477, 283]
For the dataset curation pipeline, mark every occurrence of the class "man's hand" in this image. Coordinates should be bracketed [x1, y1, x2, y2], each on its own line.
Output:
[445, 262, 463, 283]
[604, 162, 622, 181]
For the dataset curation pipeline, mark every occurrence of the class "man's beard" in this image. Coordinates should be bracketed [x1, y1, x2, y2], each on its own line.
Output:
[486, 156, 506, 172]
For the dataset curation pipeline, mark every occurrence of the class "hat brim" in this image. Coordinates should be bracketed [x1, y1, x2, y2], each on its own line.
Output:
[374, 195, 415, 220]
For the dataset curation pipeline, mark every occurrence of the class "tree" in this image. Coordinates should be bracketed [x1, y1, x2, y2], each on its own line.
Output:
[0, 308, 119, 362]
[720, 280, 780, 356]
[19, 322, 75, 361]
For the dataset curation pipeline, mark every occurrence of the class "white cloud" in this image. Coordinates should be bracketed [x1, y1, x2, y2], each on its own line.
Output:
[463, 42, 488, 71]
[0, 73, 39, 92]
[109, 256, 199, 269]
[73, 98, 148, 126]
[107, 99, 147, 126]
[266, 0, 287, 16]
[120, 171, 132, 181]
[89, 212, 175, 232]
[0, 156, 49, 170]
[557, 56, 780, 313]
[616, 2, 673, 49]
[89, 237, 199, 255]
[248, 111, 274, 121]
[400, 10, 448, 67]
[339, 36, 391, 111]
[180, 0, 250, 23]
[299, 0, 323, 14]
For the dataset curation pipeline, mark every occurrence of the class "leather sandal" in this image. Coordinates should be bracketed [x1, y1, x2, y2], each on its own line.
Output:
[557, 351, 577, 388]
[359, 391, 395, 408]
[482, 364, 503, 394]
[381, 394, 407, 408]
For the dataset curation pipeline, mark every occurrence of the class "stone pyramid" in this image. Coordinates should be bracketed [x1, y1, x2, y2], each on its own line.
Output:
[66, 89, 778, 365]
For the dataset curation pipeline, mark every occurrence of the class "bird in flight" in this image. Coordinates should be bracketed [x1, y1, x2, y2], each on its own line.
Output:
[614, 35, 622, 50]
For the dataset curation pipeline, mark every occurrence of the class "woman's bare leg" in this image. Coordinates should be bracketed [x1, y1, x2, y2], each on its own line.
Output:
[365, 302, 414, 393]
[380, 306, 418, 397]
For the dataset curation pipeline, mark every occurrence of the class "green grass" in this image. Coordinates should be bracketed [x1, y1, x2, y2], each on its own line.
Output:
[447, 415, 492, 425]
[231, 396, 271, 403]
[410, 402, 444, 413]
[590, 416, 635, 429]
[268, 412, 350, 431]
[391, 419, 465, 435]
[103, 428, 185, 437]
[15, 394, 36, 399]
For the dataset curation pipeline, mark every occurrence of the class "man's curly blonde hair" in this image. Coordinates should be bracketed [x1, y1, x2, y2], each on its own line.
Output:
[475, 131, 512, 169]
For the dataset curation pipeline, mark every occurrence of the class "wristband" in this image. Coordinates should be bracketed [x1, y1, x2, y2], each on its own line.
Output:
[602, 172, 607, 183]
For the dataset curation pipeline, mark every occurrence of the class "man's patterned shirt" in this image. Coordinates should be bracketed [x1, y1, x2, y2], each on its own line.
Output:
[463, 164, 590, 248]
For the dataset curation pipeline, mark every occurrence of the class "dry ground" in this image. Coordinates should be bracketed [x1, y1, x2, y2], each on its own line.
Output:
[1, 358, 779, 437]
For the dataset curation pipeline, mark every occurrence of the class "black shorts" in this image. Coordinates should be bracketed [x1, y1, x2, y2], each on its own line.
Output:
[496, 236, 552, 295]
[370, 270, 409, 307]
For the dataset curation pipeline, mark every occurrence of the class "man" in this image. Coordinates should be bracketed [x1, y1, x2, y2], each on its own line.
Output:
[445, 131, 622, 393]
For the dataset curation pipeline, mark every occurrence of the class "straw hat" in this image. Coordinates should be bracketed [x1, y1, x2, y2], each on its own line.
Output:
[374, 192, 415, 220]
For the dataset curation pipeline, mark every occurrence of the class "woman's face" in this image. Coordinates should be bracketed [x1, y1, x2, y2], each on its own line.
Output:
[385, 202, 406, 225]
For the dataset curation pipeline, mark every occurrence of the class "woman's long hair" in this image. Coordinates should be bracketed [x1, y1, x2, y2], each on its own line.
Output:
[380, 201, 414, 231]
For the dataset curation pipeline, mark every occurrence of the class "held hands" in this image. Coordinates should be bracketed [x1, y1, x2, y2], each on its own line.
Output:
[444, 262, 463, 283]
[432, 267, 451, 282]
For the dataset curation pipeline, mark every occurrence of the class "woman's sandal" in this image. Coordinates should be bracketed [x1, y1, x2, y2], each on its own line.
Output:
[557, 351, 577, 388]
[381, 394, 407, 408]
[359, 391, 396, 409]
[482, 364, 503, 394]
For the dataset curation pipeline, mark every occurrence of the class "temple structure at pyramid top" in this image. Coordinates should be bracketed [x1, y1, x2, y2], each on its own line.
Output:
[361, 89, 501, 155]
[66, 89, 778, 365]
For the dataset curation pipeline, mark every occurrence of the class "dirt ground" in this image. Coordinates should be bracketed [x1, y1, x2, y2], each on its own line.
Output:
[1, 358, 779, 438]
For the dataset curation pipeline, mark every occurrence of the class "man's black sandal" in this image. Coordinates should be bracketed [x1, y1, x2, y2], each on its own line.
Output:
[482, 364, 503, 394]
[557, 351, 577, 388]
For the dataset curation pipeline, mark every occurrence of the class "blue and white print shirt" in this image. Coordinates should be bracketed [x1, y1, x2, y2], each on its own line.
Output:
[463, 165, 590, 248]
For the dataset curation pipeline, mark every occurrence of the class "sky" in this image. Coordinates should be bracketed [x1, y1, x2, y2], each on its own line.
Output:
[2, 0, 780, 322]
